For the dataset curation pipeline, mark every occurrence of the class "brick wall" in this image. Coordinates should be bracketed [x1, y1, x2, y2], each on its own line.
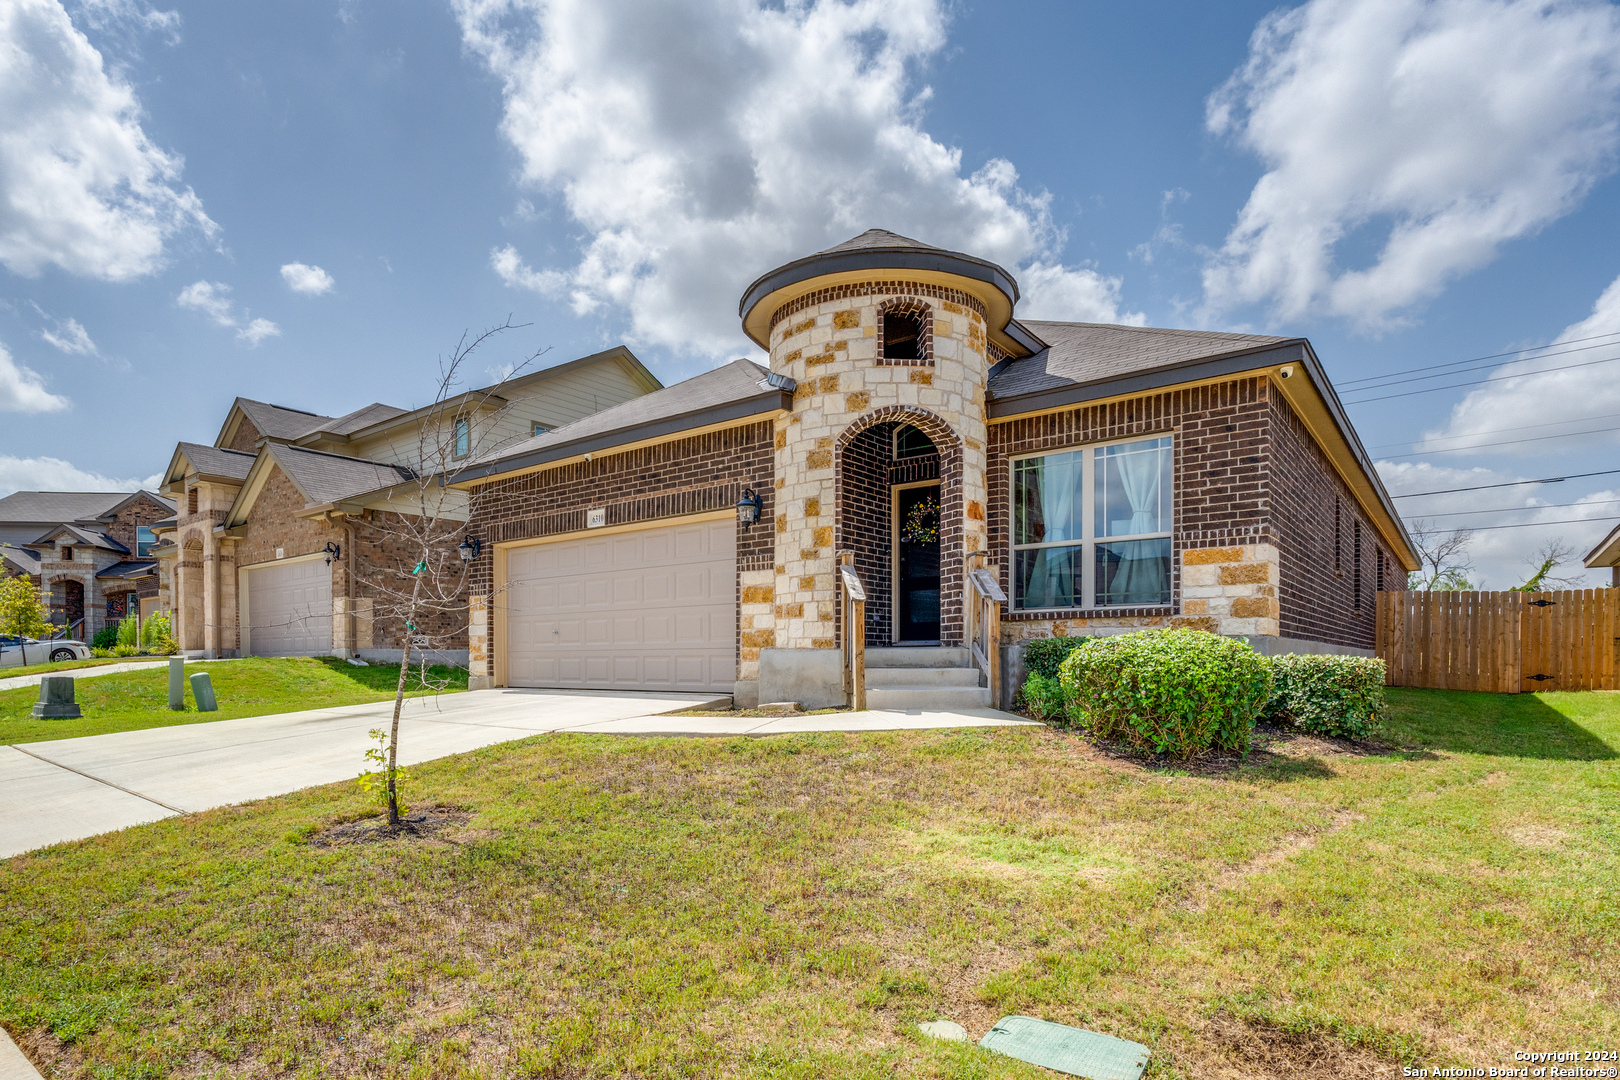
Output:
[104, 495, 173, 553]
[467, 422, 775, 674]
[988, 379, 1272, 632]
[1269, 393, 1405, 648]
[839, 423, 895, 642]
[227, 417, 262, 453]
[987, 377, 1405, 649]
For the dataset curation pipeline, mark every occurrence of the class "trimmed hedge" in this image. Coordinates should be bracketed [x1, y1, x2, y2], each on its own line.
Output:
[1265, 654, 1386, 739]
[1022, 635, 1092, 679]
[1058, 628, 1271, 756]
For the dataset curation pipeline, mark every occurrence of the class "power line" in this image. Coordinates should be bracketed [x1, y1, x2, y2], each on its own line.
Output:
[1337, 329, 1620, 388]
[1367, 410, 1620, 452]
[1376, 424, 1620, 461]
[1415, 497, 1620, 520]
[1339, 336, 1620, 392]
[1389, 468, 1620, 499]
[1449, 516, 1618, 533]
[1343, 350, 1620, 405]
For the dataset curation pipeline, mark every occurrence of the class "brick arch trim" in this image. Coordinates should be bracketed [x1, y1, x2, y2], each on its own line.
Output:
[835, 405, 966, 644]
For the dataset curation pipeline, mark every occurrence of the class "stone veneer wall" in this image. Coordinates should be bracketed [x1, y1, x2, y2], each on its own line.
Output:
[465, 422, 775, 685]
[768, 283, 990, 650]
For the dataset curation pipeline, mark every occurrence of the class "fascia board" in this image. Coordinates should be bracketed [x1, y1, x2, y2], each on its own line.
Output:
[447, 390, 792, 487]
[1585, 521, 1620, 567]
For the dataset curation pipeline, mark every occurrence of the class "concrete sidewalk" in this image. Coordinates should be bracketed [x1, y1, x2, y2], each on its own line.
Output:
[2, 689, 1035, 858]
[0, 657, 232, 693]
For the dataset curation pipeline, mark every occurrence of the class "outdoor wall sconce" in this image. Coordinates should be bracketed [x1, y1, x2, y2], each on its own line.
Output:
[736, 488, 762, 530]
[458, 536, 482, 562]
[322, 541, 341, 566]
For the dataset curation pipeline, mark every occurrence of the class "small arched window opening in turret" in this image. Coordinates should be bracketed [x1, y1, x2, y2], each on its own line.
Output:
[878, 299, 931, 364]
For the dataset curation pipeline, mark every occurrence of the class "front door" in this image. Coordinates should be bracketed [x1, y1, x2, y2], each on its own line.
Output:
[895, 483, 941, 642]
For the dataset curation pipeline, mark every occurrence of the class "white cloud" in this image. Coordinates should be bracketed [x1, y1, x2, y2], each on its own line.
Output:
[280, 261, 334, 295]
[456, 0, 1137, 357]
[1378, 459, 1613, 588]
[0, 340, 68, 411]
[1017, 262, 1143, 325]
[0, 0, 213, 280]
[1204, 0, 1620, 329]
[39, 314, 96, 355]
[1419, 271, 1620, 453]
[177, 279, 280, 345]
[177, 279, 235, 325]
[235, 317, 280, 345]
[0, 453, 158, 497]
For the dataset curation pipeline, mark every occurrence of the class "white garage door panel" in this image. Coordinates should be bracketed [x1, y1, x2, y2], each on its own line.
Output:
[246, 559, 333, 657]
[506, 519, 735, 692]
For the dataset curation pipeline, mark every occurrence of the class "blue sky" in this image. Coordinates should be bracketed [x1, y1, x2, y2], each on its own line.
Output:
[3, 0, 1620, 587]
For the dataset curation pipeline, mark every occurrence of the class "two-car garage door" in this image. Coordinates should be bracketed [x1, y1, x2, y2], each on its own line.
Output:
[244, 558, 333, 657]
[504, 519, 735, 693]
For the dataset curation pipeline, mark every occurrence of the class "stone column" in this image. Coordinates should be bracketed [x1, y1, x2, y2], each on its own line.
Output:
[467, 593, 492, 690]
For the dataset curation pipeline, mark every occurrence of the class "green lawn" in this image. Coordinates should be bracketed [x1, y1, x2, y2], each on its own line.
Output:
[0, 655, 170, 680]
[1, 688, 1616, 1078]
[0, 657, 468, 742]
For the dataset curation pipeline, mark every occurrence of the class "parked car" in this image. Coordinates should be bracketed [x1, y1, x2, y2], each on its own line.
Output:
[0, 635, 92, 668]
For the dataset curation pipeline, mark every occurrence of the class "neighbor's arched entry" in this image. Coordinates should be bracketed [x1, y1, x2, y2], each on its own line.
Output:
[834, 405, 964, 646]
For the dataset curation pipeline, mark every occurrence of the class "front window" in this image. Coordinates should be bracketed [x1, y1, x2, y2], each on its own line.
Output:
[1012, 436, 1173, 610]
[136, 526, 155, 557]
[453, 418, 470, 459]
[531, 422, 549, 437]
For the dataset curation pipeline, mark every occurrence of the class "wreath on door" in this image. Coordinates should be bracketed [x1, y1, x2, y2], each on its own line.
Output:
[900, 493, 940, 544]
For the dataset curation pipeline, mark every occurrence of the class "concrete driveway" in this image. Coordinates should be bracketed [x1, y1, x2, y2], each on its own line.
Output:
[2, 689, 1035, 858]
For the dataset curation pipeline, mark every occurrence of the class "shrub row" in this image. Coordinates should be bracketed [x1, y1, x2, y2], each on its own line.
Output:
[1018, 630, 1386, 756]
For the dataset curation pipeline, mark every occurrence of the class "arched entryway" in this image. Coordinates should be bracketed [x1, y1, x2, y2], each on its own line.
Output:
[58, 579, 84, 635]
[834, 406, 965, 646]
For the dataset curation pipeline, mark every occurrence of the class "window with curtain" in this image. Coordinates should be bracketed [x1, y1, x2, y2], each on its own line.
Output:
[1012, 436, 1173, 610]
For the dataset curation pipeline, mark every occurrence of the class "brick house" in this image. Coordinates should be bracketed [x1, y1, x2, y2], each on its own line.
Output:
[451, 230, 1417, 707]
[0, 490, 175, 639]
[150, 347, 660, 660]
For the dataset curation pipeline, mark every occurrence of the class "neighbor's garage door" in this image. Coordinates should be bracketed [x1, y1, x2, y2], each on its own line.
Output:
[245, 558, 333, 657]
[505, 519, 735, 692]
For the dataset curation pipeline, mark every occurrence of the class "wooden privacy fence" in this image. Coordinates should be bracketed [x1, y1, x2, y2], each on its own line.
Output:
[1376, 590, 1618, 693]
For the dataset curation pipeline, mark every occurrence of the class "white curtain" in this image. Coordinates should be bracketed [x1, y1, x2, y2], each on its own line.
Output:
[1113, 447, 1161, 536]
[1033, 454, 1079, 604]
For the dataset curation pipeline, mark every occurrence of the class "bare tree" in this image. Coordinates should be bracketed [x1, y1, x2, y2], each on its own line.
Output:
[350, 320, 547, 827]
[1512, 538, 1585, 592]
[1406, 519, 1476, 591]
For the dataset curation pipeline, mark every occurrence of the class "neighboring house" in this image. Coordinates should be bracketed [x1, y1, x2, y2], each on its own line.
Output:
[0, 490, 175, 639]
[450, 229, 1418, 708]
[1585, 523, 1620, 588]
[151, 347, 660, 660]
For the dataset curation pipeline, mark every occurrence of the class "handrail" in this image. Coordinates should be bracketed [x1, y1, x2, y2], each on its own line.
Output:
[837, 551, 866, 710]
[964, 554, 1006, 709]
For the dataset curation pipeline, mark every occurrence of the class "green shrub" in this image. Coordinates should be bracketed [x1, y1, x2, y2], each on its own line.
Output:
[1019, 672, 1069, 723]
[1058, 628, 1272, 757]
[115, 615, 139, 647]
[1022, 635, 1092, 679]
[140, 611, 172, 648]
[92, 625, 119, 649]
[91, 646, 114, 658]
[1265, 654, 1386, 739]
[111, 644, 139, 657]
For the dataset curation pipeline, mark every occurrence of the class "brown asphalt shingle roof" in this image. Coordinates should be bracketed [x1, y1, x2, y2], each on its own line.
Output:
[0, 491, 135, 523]
[236, 399, 338, 441]
[815, 229, 944, 255]
[267, 444, 414, 506]
[987, 321, 1295, 401]
[177, 442, 257, 482]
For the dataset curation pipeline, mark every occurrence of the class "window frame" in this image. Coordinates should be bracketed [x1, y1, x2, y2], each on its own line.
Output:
[893, 424, 936, 461]
[530, 421, 549, 438]
[452, 417, 470, 459]
[135, 525, 155, 558]
[1009, 433, 1175, 613]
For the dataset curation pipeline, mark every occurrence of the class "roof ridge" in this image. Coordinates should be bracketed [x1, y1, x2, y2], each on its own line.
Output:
[269, 442, 413, 472]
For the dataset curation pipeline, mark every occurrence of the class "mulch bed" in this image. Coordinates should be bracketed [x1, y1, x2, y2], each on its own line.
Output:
[309, 806, 472, 847]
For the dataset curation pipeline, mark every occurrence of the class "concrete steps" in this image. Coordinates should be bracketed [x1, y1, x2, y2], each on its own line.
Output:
[862, 646, 989, 710]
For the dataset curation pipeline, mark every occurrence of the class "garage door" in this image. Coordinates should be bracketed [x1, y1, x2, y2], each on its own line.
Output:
[245, 558, 333, 657]
[505, 519, 735, 692]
